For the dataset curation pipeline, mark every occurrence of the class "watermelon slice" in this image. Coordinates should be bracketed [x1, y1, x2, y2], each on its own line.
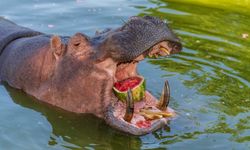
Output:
[113, 76, 145, 102]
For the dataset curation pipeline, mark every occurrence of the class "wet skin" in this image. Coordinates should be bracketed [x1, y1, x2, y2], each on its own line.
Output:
[0, 16, 182, 135]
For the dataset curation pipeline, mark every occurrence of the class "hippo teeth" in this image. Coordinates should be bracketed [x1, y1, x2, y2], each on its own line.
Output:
[160, 47, 170, 55]
[147, 41, 173, 58]
[157, 80, 170, 111]
[123, 89, 134, 122]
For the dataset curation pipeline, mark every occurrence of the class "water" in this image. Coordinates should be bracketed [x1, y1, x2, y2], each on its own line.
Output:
[0, 0, 250, 149]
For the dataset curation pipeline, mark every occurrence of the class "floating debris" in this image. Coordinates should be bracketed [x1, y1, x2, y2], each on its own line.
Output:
[48, 24, 55, 28]
[242, 33, 249, 39]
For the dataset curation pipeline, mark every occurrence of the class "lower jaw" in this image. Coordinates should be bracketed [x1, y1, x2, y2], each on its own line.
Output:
[112, 91, 175, 129]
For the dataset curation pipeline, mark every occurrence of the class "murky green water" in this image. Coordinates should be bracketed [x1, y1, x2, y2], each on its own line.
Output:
[1, 0, 250, 149]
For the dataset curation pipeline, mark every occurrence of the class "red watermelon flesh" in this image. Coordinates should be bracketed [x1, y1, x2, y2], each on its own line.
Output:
[114, 77, 142, 92]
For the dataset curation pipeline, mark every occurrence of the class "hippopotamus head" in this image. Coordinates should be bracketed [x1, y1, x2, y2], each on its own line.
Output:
[47, 16, 182, 135]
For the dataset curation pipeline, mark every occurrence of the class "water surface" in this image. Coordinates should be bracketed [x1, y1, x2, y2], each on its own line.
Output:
[0, 0, 250, 149]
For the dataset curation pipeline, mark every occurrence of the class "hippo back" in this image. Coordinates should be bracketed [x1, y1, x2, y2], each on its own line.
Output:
[0, 17, 42, 55]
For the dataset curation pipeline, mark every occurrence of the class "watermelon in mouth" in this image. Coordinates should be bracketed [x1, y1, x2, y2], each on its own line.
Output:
[113, 76, 145, 102]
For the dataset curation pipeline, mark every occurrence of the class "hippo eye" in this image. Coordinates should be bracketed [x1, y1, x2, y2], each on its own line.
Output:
[74, 43, 80, 47]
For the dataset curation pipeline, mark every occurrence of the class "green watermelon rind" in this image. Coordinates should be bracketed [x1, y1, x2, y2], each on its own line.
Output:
[113, 76, 146, 102]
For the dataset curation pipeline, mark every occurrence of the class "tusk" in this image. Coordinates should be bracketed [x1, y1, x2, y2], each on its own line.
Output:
[123, 89, 134, 122]
[160, 47, 170, 55]
[157, 80, 170, 111]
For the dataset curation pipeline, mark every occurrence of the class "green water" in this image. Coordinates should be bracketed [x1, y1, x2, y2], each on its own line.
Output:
[0, 0, 250, 149]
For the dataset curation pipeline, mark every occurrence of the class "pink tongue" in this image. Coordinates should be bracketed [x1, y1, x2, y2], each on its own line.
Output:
[136, 120, 151, 128]
[114, 77, 142, 92]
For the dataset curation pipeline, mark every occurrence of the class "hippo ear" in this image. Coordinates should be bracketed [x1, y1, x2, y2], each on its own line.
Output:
[50, 35, 65, 60]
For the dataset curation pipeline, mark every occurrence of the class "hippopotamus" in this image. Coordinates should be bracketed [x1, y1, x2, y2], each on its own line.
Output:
[0, 16, 182, 135]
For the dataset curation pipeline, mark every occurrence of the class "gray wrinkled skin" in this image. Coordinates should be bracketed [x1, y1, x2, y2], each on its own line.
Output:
[0, 16, 182, 135]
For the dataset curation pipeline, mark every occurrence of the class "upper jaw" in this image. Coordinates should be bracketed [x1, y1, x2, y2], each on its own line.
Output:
[95, 15, 182, 63]
[115, 39, 182, 64]
[114, 40, 179, 82]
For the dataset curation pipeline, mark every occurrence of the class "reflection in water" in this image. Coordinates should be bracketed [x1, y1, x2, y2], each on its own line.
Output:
[137, 0, 250, 148]
[0, 0, 250, 149]
[5, 84, 141, 150]
[143, 0, 250, 113]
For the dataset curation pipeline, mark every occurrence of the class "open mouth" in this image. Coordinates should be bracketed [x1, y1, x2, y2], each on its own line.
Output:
[107, 40, 179, 135]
